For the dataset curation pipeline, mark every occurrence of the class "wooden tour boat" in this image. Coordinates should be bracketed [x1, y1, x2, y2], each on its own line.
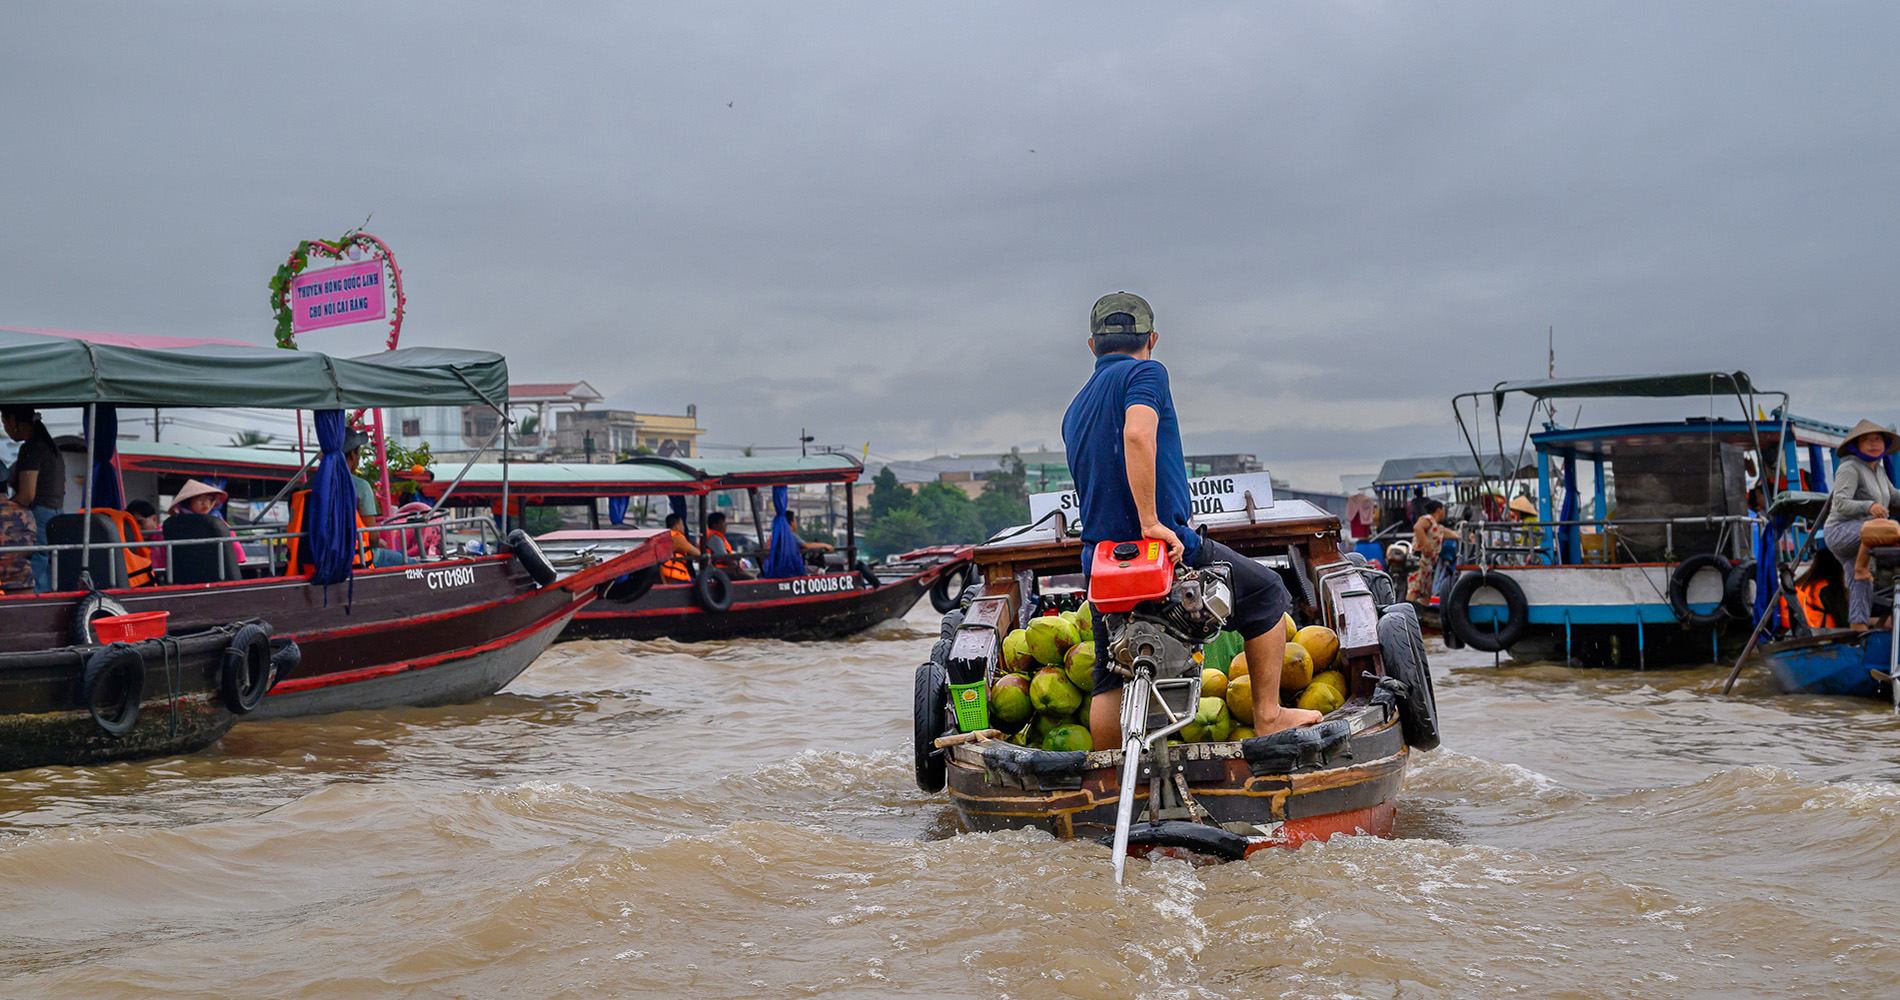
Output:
[0, 329, 667, 755]
[410, 456, 974, 643]
[912, 475, 1439, 867]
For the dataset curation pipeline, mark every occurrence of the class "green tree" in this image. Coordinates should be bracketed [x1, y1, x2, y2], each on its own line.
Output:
[867, 466, 911, 520]
[866, 508, 930, 555]
[229, 429, 274, 447]
[911, 482, 984, 544]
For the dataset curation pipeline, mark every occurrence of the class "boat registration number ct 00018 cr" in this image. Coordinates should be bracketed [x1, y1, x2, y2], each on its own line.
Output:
[779, 574, 859, 597]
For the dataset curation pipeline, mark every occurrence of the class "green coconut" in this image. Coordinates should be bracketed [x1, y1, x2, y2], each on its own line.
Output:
[1001, 629, 1034, 673]
[1042, 724, 1093, 753]
[988, 674, 1033, 730]
[1029, 666, 1084, 716]
[1074, 601, 1095, 641]
[1063, 641, 1096, 691]
[1026, 615, 1079, 667]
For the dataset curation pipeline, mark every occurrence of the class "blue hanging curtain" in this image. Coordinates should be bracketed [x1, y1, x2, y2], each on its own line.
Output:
[83, 404, 123, 509]
[762, 485, 804, 578]
[607, 496, 629, 525]
[1806, 444, 1829, 492]
[1753, 513, 1786, 628]
[307, 410, 359, 587]
[1557, 454, 1579, 565]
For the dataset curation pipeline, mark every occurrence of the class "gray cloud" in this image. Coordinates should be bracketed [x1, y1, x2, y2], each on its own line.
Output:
[2, 2, 1893, 488]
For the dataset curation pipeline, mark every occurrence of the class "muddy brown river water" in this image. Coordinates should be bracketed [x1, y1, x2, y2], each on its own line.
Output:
[3, 604, 1898, 999]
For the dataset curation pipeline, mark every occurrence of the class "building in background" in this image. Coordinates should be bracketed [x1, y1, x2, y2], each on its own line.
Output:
[554, 406, 703, 460]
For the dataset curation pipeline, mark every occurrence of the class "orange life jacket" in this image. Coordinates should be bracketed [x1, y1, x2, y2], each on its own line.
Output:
[81, 508, 153, 588]
[1795, 577, 1835, 630]
[286, 490, 373, 576]
[662, 528, 694, 582]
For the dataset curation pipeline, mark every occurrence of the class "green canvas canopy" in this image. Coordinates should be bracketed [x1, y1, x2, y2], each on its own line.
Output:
[418, 462, 707, 499]
[0, 327, 507, 410]
[620, 453, 863, 487]
[1488, 372, 1763, 411]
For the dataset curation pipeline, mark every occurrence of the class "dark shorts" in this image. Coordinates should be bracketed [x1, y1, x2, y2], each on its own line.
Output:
[1090, 537, 1292, 695]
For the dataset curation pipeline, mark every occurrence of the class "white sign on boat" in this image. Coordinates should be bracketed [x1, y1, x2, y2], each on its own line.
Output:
[1029, 471, 1275, 533]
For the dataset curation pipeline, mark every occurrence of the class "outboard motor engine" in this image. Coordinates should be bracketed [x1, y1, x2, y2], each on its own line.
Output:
[1088, 539, 1235, 882]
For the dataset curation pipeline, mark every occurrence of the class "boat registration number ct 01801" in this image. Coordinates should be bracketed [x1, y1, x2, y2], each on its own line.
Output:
[407, 565, 478, 590]
[781, 574, 859, 597]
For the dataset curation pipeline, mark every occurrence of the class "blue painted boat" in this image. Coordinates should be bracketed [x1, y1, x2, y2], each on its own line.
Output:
[1758, 631, 1890, 698]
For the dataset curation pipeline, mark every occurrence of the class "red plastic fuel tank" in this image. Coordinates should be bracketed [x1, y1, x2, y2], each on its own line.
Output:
[1087, 539, 1174, 612]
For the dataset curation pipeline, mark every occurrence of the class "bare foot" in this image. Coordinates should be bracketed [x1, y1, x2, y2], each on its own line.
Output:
[1253, 706, 1323, 735]
[1851, 622, 1870, 632]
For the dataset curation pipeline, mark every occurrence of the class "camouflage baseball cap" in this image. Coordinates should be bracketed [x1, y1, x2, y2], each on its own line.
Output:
[1090, 292, 1153, 336]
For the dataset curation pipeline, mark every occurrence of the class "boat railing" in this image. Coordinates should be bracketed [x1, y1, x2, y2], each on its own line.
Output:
[0, 514, 504, 586]
[1457, 513, 1763, 568]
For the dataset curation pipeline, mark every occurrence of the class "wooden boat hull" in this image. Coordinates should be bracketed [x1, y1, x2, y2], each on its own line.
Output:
[1759, 630, 1888, 698]
[0, 625, 248, 771]
[946, 708, 1409, 851]
[0, 543, 663, 718]
[563, 561, 958, 643]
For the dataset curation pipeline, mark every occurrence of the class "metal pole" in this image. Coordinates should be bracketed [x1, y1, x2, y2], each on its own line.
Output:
[500, 411, 512, 538]
[845, 480, 856, 567]
[748, 487, 767, 553]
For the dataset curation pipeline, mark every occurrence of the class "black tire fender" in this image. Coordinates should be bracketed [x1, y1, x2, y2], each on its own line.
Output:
[506, 529, 559, 588]
[929, 564, 971, 614]
[80, 642, 144, 736]
[70, 592, 130, 646]
[1377, 602, 1440, 751]
[913, 659, 951, 793]
[602, 565, 661, 604]
[1723, 558, 1758, 622]
[1668, 553, 1731, 628]
[220, 622, 273, 715]
[692, 565, 734, 613]
[1108, 820, 1251, 863]
[855, 560, 882, 590]
[268, 637, 302, 690]
[1445, 570, 1530, 653]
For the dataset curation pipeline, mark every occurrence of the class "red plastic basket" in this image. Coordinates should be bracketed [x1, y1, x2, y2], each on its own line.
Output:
[91, 611, 169, 643]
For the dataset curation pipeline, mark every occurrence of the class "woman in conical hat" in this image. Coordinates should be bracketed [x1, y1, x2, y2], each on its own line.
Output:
[1822, 419, 1900, 630]
[168, 479, 228, 516]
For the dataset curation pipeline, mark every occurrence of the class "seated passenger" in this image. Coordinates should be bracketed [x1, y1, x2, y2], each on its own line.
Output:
[0, 501, 35, 593]
[661, 512, 699, 583]
[127, 499, 166, 574]
[782, 511, 834, 554]
[169, 480, 247, 568]
[1823, 419, 1900, 630]
[702, 511, 755, 579]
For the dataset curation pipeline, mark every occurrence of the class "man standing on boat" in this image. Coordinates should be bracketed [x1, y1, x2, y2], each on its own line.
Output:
[1063, 292, 1322, 749]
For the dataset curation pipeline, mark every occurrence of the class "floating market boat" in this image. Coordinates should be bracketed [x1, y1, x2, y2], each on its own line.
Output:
[414, 456, 974, 643]
[0, 328, 666, 726]
[1439, 372, 1848, 667]
[912, 474, 1438, 865]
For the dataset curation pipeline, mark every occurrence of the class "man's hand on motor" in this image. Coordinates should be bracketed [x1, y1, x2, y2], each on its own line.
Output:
[1142, 519, 1184, 563]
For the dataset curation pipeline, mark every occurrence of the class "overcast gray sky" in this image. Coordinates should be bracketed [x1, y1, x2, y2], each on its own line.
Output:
[2, 2, 1893, 489]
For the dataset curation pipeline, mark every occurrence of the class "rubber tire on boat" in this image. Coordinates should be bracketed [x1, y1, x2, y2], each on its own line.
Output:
[929, 565, 971, 614]
[855, 560, 882, 590]
[70, 592, 130, 646]
[692, 565, 734, 613]
[1444, 571, 1529, 653]
[1723, 558, 1758, 622]
[1668, 553, 1731, 629]
[1377, 602, 1440, 751]
[219, 622, 274, 715]
[268, 637, 302, 690]
[506, 529, 559, 588]
[80, 642, 144, 736]
[1109, 820, 1251, 863]
[913, 659, 951, 793]
[602, 565, 662, 604]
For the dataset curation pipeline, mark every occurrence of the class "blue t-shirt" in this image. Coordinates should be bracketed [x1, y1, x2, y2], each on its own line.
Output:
[1061, 353, 1201, 565]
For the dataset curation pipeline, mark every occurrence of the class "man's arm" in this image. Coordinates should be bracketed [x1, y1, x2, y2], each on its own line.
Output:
[673, 534, 701, 557]
[1123, 404, 1183, 561]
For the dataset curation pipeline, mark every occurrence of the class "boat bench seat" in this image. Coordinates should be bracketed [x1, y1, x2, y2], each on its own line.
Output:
[1869, 546, 1900, 568]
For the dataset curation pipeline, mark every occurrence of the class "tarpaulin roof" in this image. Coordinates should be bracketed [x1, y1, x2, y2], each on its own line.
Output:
[420, 462, 707, 499]
[0, 327, 508, 409]
[620, 453, 864, 487]
[1373, 453, 1531, 486]
[1488, 372, 1763, 409]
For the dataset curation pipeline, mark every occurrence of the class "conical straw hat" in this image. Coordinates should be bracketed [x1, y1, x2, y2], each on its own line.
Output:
[169, 479, 228, 514]
[1837, 418, 1900, 458]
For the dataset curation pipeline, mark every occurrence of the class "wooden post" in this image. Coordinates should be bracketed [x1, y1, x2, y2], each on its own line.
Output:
[749, 487, 767, 554]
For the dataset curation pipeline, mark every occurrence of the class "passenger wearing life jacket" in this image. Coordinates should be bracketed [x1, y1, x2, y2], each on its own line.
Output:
[661, 512, 699, 583]
[703, 511, 755, 579]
